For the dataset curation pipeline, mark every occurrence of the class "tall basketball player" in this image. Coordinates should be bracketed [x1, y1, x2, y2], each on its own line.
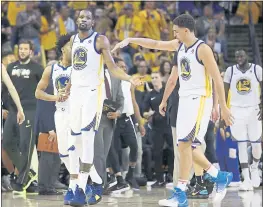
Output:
[112, 14, 234, 206]
[224, 49, 262, 191]
[68, 10, 142, 206]
[35, 34, 81, 205]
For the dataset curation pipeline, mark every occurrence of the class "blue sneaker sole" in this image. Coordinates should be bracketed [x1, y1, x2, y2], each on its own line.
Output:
[226, 172, 233, 187]
[88, 197, 102, 205]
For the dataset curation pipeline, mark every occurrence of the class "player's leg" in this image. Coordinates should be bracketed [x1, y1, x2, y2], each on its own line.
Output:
[248, 106, 262, 188]
[231, 106, 253, 191]
[159, 95, 201, 206]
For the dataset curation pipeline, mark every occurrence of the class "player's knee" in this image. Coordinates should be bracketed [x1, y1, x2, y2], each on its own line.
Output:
[79, 161, 92, 173]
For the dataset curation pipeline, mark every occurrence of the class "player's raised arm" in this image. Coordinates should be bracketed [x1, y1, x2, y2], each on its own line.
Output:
[97, 35, 143, 86]
[112, 38, 179, 53]
[198, 44, 233, 126]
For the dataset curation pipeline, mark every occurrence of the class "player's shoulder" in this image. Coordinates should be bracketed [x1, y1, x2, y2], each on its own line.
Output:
[254, 64, 262, 70]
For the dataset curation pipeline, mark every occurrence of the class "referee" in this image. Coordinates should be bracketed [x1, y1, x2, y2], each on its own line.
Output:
[2, 40, 43, 193]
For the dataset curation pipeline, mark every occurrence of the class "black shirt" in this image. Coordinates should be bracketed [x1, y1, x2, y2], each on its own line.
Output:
[143, 84, 169, 129]
[6, 60, 44, 110]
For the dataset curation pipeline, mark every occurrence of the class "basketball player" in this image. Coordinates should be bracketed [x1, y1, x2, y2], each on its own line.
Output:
[35, 34, 80, 205]
[223, 49, 262, 191]
[68, 10, 142, 206]
[112, 14, 233, 206]
[2, 64, 25, 124]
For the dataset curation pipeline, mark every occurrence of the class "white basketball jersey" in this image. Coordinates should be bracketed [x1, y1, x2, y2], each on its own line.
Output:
[228, 64, 261, 107]
[71, 32, 104, 88]
[177, 40, 212, 97]
[51, 63, 72, 108]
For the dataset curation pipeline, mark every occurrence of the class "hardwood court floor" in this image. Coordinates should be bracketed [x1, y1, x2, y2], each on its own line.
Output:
[2, 186, 262, 207]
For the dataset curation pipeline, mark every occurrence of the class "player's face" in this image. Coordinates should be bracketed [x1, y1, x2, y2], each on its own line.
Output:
[173, 25, 188, 42]
[77, 10, 94, 31]
[151, 73, 161, 86]
[62, 41, 72, 63]
[18, 43, 32, 62]
[117, 61, 127, 73]
[235, 51, 247, 67]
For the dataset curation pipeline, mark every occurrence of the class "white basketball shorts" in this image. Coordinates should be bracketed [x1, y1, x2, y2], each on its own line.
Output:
[176, 95, 213, 146]
[230, 105, 262, 142]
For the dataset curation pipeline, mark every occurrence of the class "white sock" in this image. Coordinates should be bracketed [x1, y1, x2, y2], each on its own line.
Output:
[206, 164, 219, 178]
[78, 172, 89, 191]
[252, 160, 259, 168]
[242, 168, 250, 181]
[177, 179, 188, 191]
[69, 179, 78, 192]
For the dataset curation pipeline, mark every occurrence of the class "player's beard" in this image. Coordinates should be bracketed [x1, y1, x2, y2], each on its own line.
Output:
[78, 24, 91, 31]
[19, 54, 30, 63]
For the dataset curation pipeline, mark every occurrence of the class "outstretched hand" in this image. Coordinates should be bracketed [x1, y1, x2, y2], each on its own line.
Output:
[111, 38, 130, 53]
[129, 75, 144, 87]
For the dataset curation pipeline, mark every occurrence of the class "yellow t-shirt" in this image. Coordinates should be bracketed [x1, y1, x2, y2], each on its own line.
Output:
[139, 10, 167, 40]
[236, 2, 262, 24]
[115, 15, 143, 40]
[7, 2, 26, 26]
[40, 16, 67, 51]
[114, 2, 141, 15]
[67, 2, 94, 10]
[40, 17, 57, 51]
[132, 73, 152, 92]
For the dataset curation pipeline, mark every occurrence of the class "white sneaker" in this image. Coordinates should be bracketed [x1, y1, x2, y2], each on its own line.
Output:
[239, 180, 254, 191]
[250, 165, 261, 188]
[158, 198, 179, 207]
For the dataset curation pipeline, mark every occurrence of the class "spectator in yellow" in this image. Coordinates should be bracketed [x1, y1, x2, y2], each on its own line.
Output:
[236, 1, 262, 24]
[132, 60, 152, 92]
[114, 1, 141, 16]
[40, 3, 66, 52]
[139, 2, 168, 40]
[115, 3, 143, 70]
[7, 2, 26, 27]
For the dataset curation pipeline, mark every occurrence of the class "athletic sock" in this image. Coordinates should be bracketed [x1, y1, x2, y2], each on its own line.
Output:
[69, 179, 78, 192]
[242, 168, 250, 181]
[177, 179, 188, 191]
[206, 164, 219, 178]
[78, 172, 89, 191]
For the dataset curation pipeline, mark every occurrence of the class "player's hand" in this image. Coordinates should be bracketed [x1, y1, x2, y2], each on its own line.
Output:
[111, 38, 130, 53]
[2, 109, 9, 120]
[139, 124, 146, 137]
[129, 76, 144, 86]
[107, 111, 121, 119]
[211, 107, 219, 122]
[48, 130, 57, 142]
[159, 101, 167, 117]
[220, 106, 234, 126]
[17, 110, 25, 125]
[57, 89, 70, 102]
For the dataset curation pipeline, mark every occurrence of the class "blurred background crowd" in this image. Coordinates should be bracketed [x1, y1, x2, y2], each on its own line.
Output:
[1, 1, 263, 194]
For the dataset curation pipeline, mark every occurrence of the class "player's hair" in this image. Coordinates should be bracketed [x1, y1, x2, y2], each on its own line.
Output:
[18, 39, 34, 50]
[78, 9, 94, 19]
[173, 14, 195, 32]
[113, 57, 124, 64]
[235, 48, 247, 54]
[56, 33, 73, 57]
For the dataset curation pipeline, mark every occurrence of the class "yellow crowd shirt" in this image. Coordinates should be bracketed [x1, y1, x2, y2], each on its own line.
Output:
[8, 2, 26, 26]
[139, 10, 167, 40]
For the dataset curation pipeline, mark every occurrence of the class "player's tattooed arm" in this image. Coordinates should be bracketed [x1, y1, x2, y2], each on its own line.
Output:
[35, 66, 68, 102]
[111, 38, 179, 52]
[97, 35, 142, 86]
[131, 85, 146, 136]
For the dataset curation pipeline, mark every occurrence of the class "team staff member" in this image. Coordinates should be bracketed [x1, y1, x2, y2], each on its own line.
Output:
[2, 40, 43, 193]
[108, 57, 145, 192]
[143, 71, 174, 188]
